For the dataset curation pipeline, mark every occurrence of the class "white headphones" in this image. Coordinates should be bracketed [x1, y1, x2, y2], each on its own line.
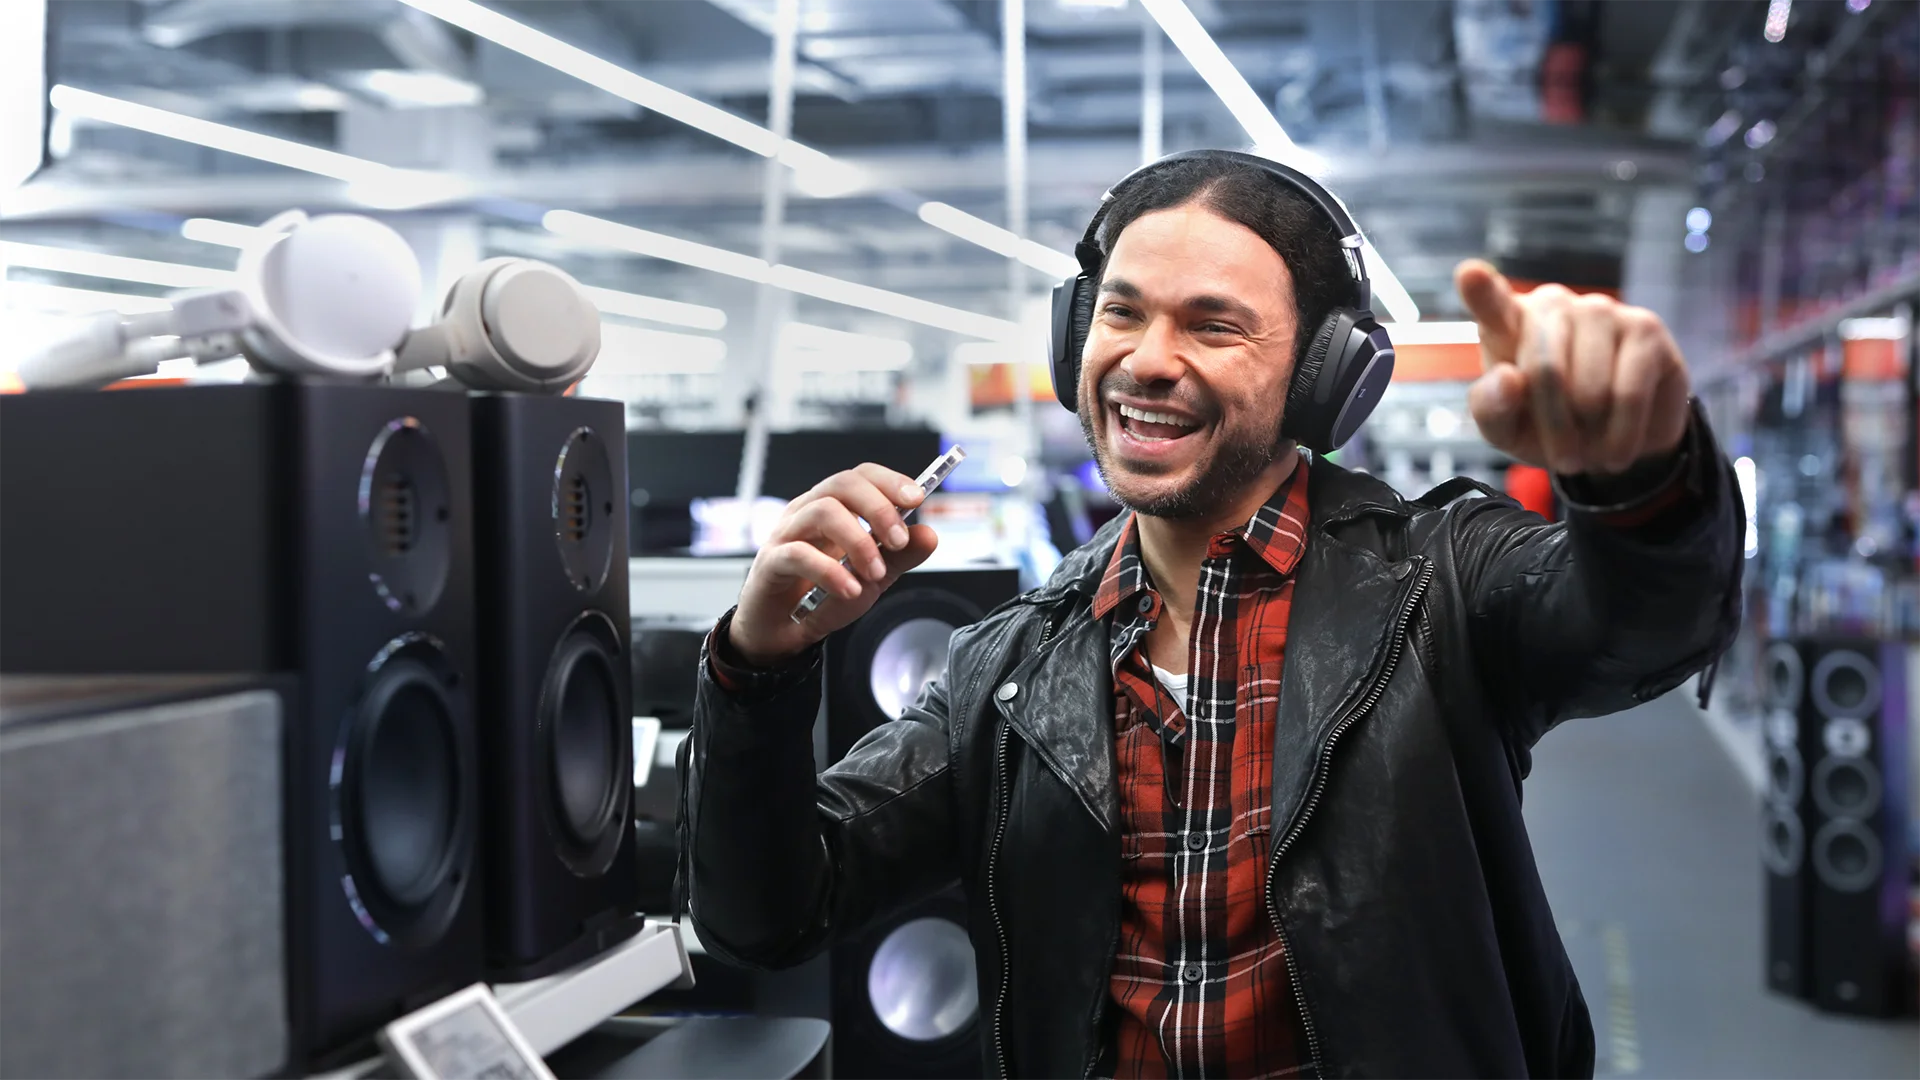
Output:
[396, 256, 601, 393]
[18, 211, 602, 394]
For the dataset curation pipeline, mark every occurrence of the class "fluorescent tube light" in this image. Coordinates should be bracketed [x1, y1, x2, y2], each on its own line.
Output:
[1, 279, 173, 315]
[544, 210, 771, 282]
[545, 209, 1017, 340]
[181, 217, 267, 248]
[1380, 320, 1480, 345]
[582, 286, 728, 332]
[49, 85, 467, 209]
[1, 241, 234, 288]
[1137, 0, 1420, 323]
[779, 321, 914, 371]
[1838, 315, 1910, 341]
[595, 323, 729, 373]
[918, 202, 1080, 277]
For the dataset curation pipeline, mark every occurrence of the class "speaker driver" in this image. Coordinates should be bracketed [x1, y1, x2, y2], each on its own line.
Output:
[335, 636, 474, 947]
[1810, 755, 1883, 820]
[1765, 742, 1804, 808]
[539, 613, 629, 875]
[1760, 804, 1804, 876]
[867, 916, 980, 1043]
[848, 591, 985, 728]
[1763, 640, 1804, 713]
[552, 428, 616, 594]
[1809, 649, 1883, 721]
[1810, 819, 1884, 893]
[360, 417, 453, 616]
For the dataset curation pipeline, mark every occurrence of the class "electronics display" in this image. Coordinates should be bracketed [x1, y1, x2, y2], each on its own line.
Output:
[0, 383, 487, 1069]
[378, 983, 554, 1080]
[469, 393, 642, 981]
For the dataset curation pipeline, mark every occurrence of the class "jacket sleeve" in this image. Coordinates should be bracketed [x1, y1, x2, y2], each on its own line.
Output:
[1445, 402, 1744, 748]
[680, 613, 960, 970]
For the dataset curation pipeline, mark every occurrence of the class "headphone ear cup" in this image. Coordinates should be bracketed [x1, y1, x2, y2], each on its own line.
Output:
[1283, 312, 1344, 450]
[1049, 274, 1094, 412]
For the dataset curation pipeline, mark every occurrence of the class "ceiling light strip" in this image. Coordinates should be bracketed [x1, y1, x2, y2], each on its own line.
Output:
[50, 85, 390, 184]
[1, 241, 234, 288]
[545, 210, 1016, 340]
[1137, 0, 1421, 323]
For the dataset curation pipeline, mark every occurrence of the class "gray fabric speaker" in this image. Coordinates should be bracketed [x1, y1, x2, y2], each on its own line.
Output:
[0, 676, 289, 1079]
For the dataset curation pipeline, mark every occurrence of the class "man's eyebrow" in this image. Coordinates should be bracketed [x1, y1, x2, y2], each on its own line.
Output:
[1096, 278, 1143, 300]
[1096, 278, 1265, 329]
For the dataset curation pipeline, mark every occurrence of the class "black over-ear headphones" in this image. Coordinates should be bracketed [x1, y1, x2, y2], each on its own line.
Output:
[1048, 149, 1395, 454]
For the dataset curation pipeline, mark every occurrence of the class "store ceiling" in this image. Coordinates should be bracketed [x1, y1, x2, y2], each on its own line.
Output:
[14, 0, 1763, 330]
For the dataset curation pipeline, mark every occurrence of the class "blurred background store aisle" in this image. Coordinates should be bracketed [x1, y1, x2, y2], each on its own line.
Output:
[1527, 692, 1919, 1080]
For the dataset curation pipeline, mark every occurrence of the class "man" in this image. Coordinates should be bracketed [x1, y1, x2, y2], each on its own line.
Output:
[681, 150, 1741, 1078]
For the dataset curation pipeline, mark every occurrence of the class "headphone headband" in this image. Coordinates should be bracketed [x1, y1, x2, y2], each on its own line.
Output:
[1074, 149, 1372, 314]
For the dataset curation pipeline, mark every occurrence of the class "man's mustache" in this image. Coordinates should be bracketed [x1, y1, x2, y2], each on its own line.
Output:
[1095, 371, 1213, 421]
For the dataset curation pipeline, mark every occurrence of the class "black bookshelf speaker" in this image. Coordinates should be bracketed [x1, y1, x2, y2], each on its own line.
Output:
[0, 383, 485, 1070]
[469, 392, 641, 980]
[823, 566, 1019, 1079]
[1760, 638, 1818, 1000]
[1799, 639, 1915, 1017]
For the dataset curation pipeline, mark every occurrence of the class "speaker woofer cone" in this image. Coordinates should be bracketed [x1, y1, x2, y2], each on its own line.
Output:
[539, 613, 629, 876]
[334, 636, 475, 947]
[1810, 649, 1882, 721]
[866, 916, 980, 1044]
[1760, 804, 1804, 876]
[1811, 818, 1884, 893]
[1811, 755, 1883, 820]
[1763, 641, 1804, 712]
[1765, 744, 1804, 809]
[844, 591, 986, 730]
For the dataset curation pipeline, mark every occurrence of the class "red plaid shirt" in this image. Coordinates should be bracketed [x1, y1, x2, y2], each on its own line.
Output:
[1094, 459, 1312, 1080]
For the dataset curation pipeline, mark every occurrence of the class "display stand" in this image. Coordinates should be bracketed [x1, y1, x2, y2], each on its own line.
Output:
[315, 920, 694, 1079]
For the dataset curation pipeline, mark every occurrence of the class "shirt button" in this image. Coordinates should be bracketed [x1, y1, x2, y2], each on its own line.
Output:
[1137, 594, 1154, 615]
[1181, 963, 1204, 983]
[1185, 832, 1206, 852]
[996, 682, 1019, 702]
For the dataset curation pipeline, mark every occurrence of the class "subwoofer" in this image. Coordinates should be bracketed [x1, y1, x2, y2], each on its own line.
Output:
[0, 383, 485, 1070]
[469, 392, 641, 980]
[823, 566, 1020, 1079]
[1798, 638, 1914, 1017]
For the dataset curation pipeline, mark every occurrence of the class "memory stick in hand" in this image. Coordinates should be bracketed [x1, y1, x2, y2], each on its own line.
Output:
[791, 445, 967, 623]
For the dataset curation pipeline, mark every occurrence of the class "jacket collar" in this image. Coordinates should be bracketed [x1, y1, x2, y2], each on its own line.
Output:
[996, 454, 1423, 837]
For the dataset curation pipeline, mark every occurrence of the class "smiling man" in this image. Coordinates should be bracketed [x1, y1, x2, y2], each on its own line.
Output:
[682, 150, 1743, 1078]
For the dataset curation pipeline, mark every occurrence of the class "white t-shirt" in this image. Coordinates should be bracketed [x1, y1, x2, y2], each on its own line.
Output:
[1150, 664, 1189, 716]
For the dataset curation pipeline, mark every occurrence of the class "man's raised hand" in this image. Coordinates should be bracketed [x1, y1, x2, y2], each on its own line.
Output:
[1455, 258, 1692, 477]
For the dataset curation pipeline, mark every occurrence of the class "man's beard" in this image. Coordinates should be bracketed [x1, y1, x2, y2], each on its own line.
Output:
[1080, 376, 1289, 521]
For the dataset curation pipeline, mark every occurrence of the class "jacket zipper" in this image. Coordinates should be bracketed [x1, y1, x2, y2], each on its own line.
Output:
[990, 612, 1057, 1080]
[1264, 558, 1435, 1077]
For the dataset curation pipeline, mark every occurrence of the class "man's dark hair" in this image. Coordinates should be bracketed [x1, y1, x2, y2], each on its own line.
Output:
[1095, 152, 1354, 373]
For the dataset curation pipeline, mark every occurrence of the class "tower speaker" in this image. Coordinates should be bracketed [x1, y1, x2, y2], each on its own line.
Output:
[822, 566, 1020, 1079]
[468, 392, 642, 980]
[1798, 638, 1914, 1017]
[1760, 639, 1817, 999]
[0, 383, 485, 1070]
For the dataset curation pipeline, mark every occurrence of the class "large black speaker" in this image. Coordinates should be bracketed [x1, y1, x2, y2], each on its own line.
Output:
[1760, 639, 1820, 1000]
[1761, 635, 1916, 1017]
[469, 392, 641, 981]
[0, 383, 485, 1070]
[823, 566, 1020, 1079]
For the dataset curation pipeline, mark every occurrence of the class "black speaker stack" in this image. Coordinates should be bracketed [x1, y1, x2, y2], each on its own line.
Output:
[1759, 636, 1916, 1018]
[0, 382, 640, 1069]
[822, 566, 1019, 1079]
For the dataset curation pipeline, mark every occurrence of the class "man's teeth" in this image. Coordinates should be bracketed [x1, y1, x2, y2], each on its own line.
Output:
[1117, 403, 1198, 429]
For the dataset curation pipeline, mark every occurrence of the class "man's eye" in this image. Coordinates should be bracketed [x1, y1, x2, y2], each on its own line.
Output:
[1102, 305, 1136, 319]
[1196, 323, 1234, 334]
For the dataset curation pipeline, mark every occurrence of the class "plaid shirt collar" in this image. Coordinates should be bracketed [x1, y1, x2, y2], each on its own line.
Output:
[1092, 453, 1312, 629]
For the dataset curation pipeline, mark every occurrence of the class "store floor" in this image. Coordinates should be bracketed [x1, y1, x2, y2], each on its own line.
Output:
[1524, 692, 1917, 1079]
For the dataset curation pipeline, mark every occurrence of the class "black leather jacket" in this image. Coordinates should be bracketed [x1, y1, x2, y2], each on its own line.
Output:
[682, 415, 1742, 1079]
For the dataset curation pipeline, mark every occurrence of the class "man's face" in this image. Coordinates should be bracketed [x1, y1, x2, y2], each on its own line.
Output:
[1078, 202, 1300, 520]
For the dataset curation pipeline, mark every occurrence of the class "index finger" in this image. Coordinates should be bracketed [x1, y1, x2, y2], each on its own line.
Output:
[1455, 258, 1523, 368]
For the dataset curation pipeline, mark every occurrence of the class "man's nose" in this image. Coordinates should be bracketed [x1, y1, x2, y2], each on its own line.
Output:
[1120, 316, 1187, 387]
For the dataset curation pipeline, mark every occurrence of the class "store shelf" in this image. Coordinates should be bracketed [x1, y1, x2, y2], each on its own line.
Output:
[315, 920, 693, 1079]
[1723, 267, 1920, 374]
